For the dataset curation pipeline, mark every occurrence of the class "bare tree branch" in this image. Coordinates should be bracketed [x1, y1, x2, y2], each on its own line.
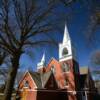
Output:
[0, 0, 65, 99]
[91, 50, 100, 66]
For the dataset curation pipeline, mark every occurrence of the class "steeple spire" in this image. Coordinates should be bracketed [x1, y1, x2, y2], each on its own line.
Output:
[41, 52, 45, 63]
[37, 52, 45, 70]
[63, 24, 70, 44]
[59, 23, 73, 62]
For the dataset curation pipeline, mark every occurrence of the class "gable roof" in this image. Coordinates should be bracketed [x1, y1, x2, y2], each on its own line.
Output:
[29, 71, 42, 88]
[29, 71, 54, 89]
[42, 71, 52, 87]
[47, 57, 59, 66]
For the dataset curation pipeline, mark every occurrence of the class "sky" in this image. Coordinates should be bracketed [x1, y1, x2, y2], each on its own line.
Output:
[16, 0, 100, 72]
[0, 0, 100, 71]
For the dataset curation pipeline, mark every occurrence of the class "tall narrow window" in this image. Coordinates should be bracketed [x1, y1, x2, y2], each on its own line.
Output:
[64, 77, 69, 87]
[62, 63, 70, 72]
[64, 80, 68, 86]
[51, 65, 56, 74]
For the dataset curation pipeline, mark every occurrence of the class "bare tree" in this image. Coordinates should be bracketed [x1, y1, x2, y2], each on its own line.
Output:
[91, 50, 100, 66]
[0, 67, 8, 79]
[1, 0, 99, 99]
[0, 48, 7, 65]
[0, 0, 65, 99]
[90, 50, 100, 81]
[61, 0, 100, 46]
[0, 48, 8, 84]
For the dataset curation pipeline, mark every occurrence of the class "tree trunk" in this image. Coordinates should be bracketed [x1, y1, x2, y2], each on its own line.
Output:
[4, 54, 20, 100]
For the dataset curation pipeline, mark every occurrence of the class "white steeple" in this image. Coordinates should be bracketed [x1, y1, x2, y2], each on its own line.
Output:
[59, 23, 73, 62]
[63, 24, 70, 44]
[41, 52, 45, 63]
[37, 52, 45, 70]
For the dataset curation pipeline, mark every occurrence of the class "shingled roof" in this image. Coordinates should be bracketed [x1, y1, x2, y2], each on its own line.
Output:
[29, 71, 53, 89]
[29, 71, 42, 88]
[41, 71, 52, 87]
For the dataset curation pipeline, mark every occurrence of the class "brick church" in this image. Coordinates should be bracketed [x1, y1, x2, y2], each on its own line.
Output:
[16, 24, 96, 100]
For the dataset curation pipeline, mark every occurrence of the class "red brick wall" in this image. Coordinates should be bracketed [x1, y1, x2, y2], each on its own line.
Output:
[45, 58, 78, 100]
[18, 88, 78, 100]
[45, 59, 78, 90]
[18, 88, 37, 100]
[19, 89, 69, 100]
[46, 59, 66, 89]
[18, 72, 37, 90]
[18, 58, 79, 100]
[26, 90, 37, 100]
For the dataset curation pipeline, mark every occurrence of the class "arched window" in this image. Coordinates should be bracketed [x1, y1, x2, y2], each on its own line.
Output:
[62, 63, 70, 72]
[51, 65, 56, 74]
[64, 77, 69, 86]
[24, 80, 29, 87]
[62, 48, 68, 56]
[64, 80, 68, 86]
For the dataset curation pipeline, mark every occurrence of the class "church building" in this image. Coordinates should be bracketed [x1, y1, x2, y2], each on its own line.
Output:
[16, 23, 96, 100]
